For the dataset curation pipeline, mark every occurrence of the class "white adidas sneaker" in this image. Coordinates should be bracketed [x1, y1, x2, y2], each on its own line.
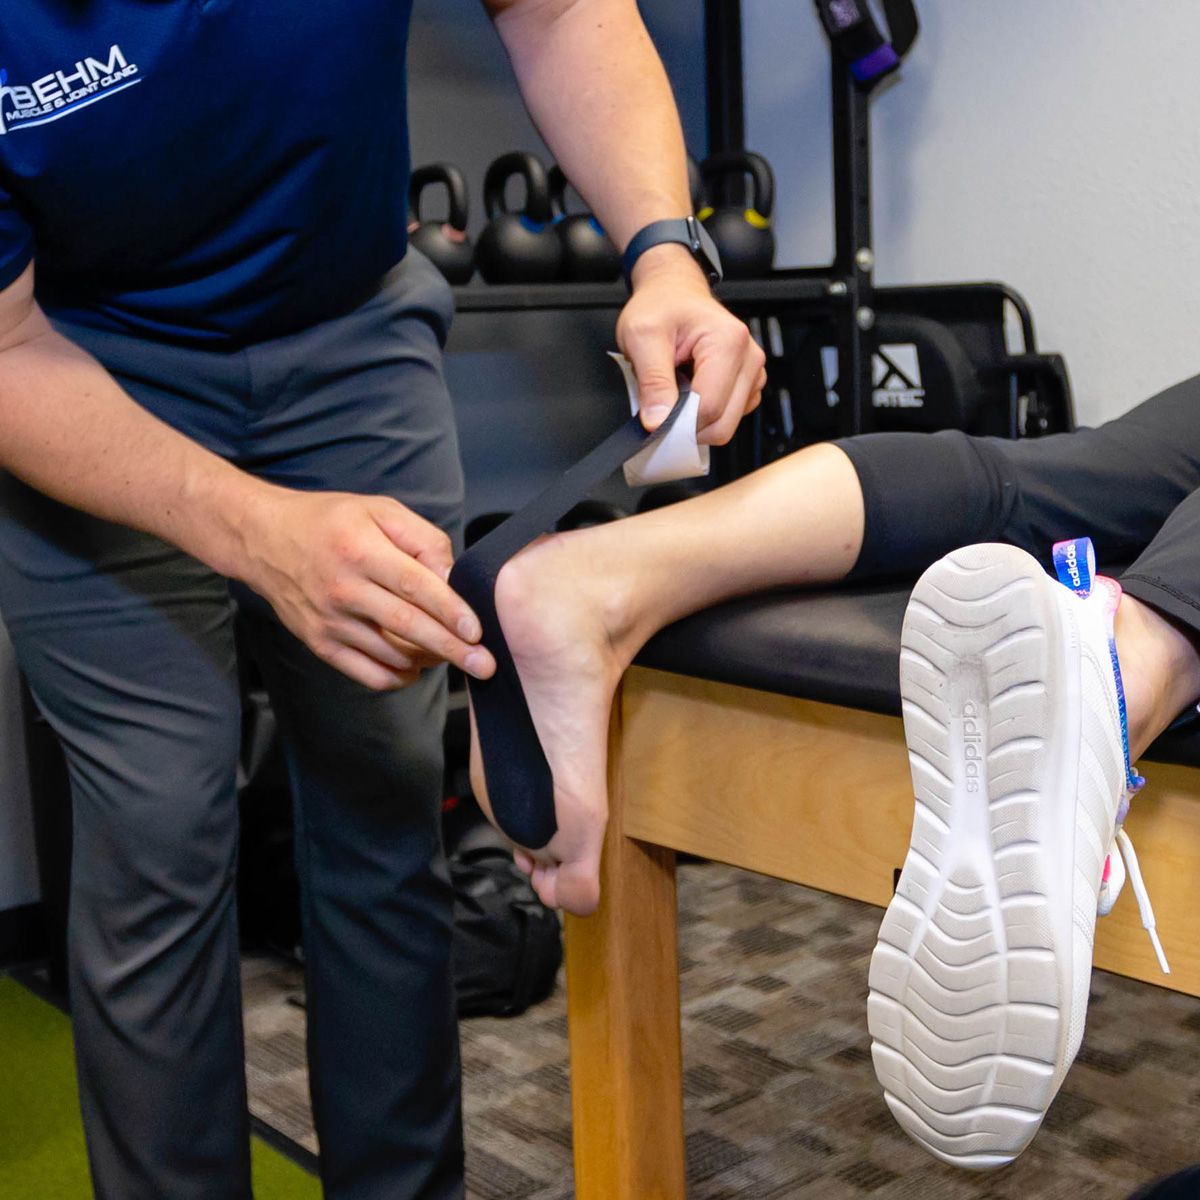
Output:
[868, 538, 1168, 1169]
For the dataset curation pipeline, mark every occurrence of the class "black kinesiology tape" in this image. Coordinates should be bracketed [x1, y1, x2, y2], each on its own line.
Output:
[449, 393, 688, 849]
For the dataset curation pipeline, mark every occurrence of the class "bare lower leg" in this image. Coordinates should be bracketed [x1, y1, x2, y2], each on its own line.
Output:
[558, 442, 865, 658]
[473, 443, 864, 912]
[484, 441, 1200, 913]
[577, 451, 1200, 754]
[1115, 594, 1200, 760]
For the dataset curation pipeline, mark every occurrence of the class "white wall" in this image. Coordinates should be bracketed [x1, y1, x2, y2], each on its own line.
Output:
[745, 1, 1200, 425]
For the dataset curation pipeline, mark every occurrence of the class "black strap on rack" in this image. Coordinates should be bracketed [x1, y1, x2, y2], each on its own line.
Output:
[814, 0, 919, 84]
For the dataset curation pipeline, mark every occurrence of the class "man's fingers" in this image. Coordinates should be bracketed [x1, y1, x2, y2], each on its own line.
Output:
[701, 353, 767, 446]
[364, 542, 485, 645]
[690, 340, 744, 436]
[368, 496, 456, 579]
[342, 500, 492, 670]
[323, 643, 421, 692]
[331, 620, 433, 676]
[620, 323, 681, 430]
[384, 633, 442, 671]
[692, 323, 765, 441]
[354, 580, 496, 679]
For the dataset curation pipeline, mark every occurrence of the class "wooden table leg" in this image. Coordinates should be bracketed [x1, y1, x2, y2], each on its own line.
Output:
[565, 683, 686, 1200]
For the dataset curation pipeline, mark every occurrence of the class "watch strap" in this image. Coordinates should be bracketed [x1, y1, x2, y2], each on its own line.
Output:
[622, 216, 723, 287]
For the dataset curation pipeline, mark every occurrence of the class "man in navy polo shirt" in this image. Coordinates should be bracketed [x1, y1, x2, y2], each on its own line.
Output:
[0, 2, 764, 1197]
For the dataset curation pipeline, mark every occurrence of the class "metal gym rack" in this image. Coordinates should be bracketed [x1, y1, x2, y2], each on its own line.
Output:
[452, 0, 1073, 476]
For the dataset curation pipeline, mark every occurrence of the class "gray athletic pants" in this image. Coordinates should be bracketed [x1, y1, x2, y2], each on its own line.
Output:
[0, 252, 466, 1199]
[838, 373, 1200, 642]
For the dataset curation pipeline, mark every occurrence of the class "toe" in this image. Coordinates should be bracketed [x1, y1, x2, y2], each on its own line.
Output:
[531, 862, 557, 909]
[555, 859, 602, 917]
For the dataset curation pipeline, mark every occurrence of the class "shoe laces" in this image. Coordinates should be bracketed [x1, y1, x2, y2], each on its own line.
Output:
[1052, 537, 1170, 975]
[1098, 784, 1170, 974]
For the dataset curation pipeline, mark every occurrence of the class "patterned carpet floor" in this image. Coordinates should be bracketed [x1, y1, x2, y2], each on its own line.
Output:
[242, 861, 1200, 1199]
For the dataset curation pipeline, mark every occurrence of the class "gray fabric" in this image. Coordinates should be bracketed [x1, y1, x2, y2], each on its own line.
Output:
[837, 372, 1200, 640]
[0, 615, 38, 909]
[0, 249, 467, 1199]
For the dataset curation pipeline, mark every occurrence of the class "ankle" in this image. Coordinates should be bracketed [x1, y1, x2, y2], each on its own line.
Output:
[1115, 593, 1200, 760]
[577, 522, 661, 666]
[499, 526, 643, 666]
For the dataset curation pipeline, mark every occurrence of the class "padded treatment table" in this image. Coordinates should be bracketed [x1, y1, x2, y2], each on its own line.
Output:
[563, 583, 1200, 1199]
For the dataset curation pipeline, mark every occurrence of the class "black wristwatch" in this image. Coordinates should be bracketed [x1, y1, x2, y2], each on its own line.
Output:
[622, 216, 723, 288]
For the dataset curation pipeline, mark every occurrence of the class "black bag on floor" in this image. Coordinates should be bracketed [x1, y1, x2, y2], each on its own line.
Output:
[448, 820, 563, 1018]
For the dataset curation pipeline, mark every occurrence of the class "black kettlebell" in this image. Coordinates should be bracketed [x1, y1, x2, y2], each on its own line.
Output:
[475, 152, 562, 284]
[407, 163, 475, 286]
[547, 166, 621, 284]
[699, 150, 776, 279]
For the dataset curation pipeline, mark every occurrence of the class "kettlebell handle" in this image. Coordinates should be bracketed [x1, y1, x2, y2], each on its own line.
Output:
[700, 150, 775, 220]
[408, 163, 470, 232]
[483, 151, 553, 224]
[548, 165, 588, 220]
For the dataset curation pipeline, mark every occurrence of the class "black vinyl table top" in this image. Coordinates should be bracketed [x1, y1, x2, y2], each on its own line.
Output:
[636, 584, 1200, 769]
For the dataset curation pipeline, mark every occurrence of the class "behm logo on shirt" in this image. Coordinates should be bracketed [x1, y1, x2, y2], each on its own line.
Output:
[0, 45, 140, 135]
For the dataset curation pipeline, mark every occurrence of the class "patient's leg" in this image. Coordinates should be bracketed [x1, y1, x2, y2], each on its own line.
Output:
[477, 376, 1200, 913]
[472, 443, 864, 914]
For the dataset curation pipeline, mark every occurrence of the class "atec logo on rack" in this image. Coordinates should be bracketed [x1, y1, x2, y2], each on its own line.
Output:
[819, 342, 926, 410]
[0, 46, 141, 136]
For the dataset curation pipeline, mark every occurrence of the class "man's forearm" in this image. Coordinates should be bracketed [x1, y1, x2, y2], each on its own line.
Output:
[0, 326, 271, 579]
[492, 0, 697, 276]
[0, 266, 491, 690]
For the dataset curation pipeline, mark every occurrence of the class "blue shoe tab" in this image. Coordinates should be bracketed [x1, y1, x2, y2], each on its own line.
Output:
[1053, 537, 1096, 598]
[1107, 634, 1144, 794]
[1053, 536, 1141, 790]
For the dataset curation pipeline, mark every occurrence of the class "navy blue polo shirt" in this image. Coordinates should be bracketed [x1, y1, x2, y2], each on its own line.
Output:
[0, 1, 416, 346]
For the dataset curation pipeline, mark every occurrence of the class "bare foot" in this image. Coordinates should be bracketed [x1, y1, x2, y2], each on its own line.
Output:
[467, 528, 639, 916]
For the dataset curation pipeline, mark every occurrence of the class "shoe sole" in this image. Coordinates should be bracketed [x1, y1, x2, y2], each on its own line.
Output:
[868, 544, 1080, 1169]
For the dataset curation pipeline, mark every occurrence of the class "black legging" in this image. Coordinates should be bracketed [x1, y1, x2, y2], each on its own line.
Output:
[836, 372, 1200, 640]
